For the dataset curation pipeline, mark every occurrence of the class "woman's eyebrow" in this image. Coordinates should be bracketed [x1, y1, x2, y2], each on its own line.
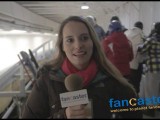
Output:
[80, 33, 89, 36]
[64, 36, 72, 39]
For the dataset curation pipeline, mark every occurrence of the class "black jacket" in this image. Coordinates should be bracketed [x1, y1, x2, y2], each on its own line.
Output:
[22, 65, 142, 119]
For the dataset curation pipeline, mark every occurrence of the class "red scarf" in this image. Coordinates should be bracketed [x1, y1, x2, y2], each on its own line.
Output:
[61, 58, 98, 87]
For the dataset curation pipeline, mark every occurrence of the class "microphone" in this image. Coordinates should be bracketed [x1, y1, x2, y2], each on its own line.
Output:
[60, 74, 93, 118]
[60, 74, 89, 108]
[64, 74, 83, 92]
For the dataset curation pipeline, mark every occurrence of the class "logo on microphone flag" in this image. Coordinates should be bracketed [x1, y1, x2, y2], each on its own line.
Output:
[60, 89, 89, 108]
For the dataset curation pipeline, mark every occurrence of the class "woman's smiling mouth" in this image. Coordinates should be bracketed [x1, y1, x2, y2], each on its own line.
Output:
[73, 51, 86, 57]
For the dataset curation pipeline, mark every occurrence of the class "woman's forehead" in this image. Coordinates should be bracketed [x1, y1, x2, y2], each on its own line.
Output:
[63, 21, 89, 34]
[64, 21, 87, 28]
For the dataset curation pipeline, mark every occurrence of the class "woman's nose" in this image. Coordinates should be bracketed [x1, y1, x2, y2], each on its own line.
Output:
[74, 39, 82, 49]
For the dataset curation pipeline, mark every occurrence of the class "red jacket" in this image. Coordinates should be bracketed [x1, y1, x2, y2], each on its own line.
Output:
[102, 32, 133, 76]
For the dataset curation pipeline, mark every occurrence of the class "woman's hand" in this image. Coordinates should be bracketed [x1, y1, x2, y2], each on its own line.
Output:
[65, 104, 92, 119]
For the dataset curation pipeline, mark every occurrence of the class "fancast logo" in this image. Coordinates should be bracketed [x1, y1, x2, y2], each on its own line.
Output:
[108, 96, 160, 112]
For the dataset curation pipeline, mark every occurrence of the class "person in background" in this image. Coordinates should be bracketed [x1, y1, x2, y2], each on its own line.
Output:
[110, 16, 128, 32]
[138, 22, 160, 117]
[106, 16, 128, 36]
[22, 16, 142, 119]
[124, 21, 145, 93]
[102, 20, 133, 80]
[148, 22, 156, 38]
[93, 16, 106, 41]
[86, 16, 105, 41]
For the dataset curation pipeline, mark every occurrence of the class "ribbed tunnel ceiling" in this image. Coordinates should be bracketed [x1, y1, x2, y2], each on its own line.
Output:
[16, 1, 127, 24]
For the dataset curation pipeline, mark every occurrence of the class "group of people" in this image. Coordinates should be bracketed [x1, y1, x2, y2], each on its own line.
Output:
[103, 16, 160, 117]
[21, 15, 160, 118]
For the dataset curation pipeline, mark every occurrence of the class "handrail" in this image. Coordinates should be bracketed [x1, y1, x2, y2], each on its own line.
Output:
[0, 39, 54, 90]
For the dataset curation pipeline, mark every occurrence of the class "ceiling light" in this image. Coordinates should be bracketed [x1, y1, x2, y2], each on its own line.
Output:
[0, 29, 27, 34]
[81, 5, 89, 9]
[10, 30, 27, 34]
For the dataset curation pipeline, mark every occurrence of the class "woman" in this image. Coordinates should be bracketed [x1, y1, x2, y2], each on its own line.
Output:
[22, 16, 142, 118]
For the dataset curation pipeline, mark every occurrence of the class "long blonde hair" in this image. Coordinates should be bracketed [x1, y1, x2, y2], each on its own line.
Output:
[49, 16, 135, 93]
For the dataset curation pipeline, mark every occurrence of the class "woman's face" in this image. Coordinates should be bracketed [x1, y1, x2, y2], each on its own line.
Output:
[62, 21, 93, 70]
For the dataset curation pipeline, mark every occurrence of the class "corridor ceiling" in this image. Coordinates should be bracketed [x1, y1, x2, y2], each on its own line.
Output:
[16, 1, 128, 24]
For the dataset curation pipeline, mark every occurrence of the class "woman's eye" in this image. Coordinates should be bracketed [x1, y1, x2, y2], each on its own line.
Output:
[81, 36, 89, 41]
[66, 38, 73, 43]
